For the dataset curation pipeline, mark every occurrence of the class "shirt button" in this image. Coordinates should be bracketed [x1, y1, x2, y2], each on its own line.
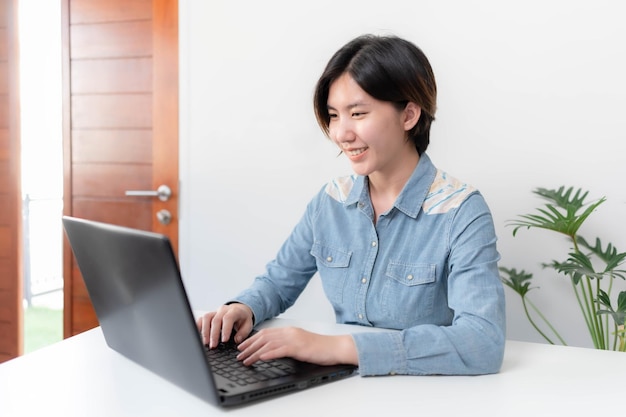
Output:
[407, 274, 414, 280]
[371, 241, 377, 247]
[361, 278, 367, 284]
[326, 256, 333, 262]
[358, 314, 363, 319]
[389, 371, 397, 376]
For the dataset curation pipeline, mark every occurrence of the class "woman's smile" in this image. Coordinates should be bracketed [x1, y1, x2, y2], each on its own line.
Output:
[346, 147, 368, 157]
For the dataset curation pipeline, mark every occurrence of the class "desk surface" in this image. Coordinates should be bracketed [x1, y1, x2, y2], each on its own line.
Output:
[1, 317, 624, 416]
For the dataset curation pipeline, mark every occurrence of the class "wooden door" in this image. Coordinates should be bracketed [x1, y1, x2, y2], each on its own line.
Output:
[62, 0, 179, 337]
[0, 0, 21, 363]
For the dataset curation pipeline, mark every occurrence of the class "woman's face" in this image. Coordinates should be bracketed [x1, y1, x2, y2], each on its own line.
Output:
[327, 73, 420, 178]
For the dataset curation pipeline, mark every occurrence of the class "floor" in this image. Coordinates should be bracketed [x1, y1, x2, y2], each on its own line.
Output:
[24, 290, 63, 354]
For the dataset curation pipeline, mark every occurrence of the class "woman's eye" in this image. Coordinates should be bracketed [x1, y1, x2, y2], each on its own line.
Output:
[328, 113, 338, 120]
[352, 112, 365, 117]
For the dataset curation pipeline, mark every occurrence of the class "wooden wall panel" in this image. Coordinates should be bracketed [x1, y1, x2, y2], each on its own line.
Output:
[0, 28, 6, 58]
[0, 128, 7, 158]
[70, 21, 151, 59]
[0, 0, 8, 334]
[0, 98, 7, 125]
[0, 194, 8, 216]
[71, 94, 151, 129]
[151, 0, 179, 255]
[0, 0, 21, 362]
[0, 225, 9, 254]
[72, 200, 152, 230]
[70, 0, 152, 24]
[0, 62, 6, 94]
[72, 130, 152, 163]
[0, 286, 12, 320]
[69, 300, 97, 335]
[0, 160, 8, 190]
[0, 297, 15, 361]
[72, 164, 152, 197]
[71, 57, 151, 93]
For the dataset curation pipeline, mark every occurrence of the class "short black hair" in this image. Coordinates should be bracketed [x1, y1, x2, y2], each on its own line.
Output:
[314, 34, 437, 155]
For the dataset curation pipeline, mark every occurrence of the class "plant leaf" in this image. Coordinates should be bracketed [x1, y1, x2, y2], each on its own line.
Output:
[617, 291, 626, 314]
[596, 290, 626, 326]
[577, 236, 626, 274]
[597, 289, 612, 309]
[499, 267, 534, 297]
[547, 252, 605, 281]
[506, 187, 605, 238]
[533, 186, 586, 210]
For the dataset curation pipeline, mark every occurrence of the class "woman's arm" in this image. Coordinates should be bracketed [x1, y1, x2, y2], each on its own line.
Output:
[354, 194, 506, 376]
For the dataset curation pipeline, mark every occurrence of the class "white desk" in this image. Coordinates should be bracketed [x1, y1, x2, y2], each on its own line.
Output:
[1, 318, 624, 416]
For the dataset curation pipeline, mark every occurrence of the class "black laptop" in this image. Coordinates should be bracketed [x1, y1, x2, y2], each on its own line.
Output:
[62, 216, 357, 407]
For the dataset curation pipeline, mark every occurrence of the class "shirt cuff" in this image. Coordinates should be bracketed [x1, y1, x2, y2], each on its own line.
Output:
[352, 331, 407, 376]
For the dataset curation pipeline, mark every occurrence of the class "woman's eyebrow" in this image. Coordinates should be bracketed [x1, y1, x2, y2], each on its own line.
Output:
[327, 102, 369, 111]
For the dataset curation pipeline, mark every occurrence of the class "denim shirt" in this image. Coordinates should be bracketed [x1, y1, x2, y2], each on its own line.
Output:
[232, 153, 506, 376]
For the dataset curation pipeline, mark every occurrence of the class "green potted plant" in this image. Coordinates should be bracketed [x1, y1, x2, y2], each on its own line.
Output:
[500, 186, 626, 351]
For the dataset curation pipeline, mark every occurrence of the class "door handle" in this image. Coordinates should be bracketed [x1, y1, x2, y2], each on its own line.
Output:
[125, 184, 172, 201]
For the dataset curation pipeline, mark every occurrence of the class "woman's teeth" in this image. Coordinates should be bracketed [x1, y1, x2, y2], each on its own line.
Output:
[348, 148, 367, 156]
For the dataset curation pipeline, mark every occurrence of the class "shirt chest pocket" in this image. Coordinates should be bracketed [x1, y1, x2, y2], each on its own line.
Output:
[311, 242, 352, 268]
[382, 261, 437, 325]
[310, 242, 352, 304]
[386, 262, 436, 286]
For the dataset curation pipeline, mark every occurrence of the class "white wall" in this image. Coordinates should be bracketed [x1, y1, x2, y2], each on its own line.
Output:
[179, 0, 626, 348]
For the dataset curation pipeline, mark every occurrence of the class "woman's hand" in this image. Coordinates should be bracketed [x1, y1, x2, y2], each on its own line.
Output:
[235, 326, 358, 367]
[196, 303, 254, 348]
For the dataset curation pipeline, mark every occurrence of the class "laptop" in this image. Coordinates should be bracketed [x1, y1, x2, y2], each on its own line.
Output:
[62, 216, 357, 407]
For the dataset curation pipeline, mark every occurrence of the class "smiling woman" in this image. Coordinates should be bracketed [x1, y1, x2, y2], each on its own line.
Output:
[196, 34, 506, 377]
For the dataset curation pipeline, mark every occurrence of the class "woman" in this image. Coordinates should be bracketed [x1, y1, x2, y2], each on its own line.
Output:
[197, 34, 506, 376]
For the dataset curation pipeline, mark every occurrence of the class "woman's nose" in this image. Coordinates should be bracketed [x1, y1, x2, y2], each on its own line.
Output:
[331, 119, 355, 145]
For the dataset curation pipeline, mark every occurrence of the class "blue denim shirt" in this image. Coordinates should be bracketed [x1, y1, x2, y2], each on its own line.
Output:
[232, 153, 506, 376]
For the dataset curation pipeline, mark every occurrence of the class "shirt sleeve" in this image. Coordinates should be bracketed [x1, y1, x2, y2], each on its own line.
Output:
[353, 193, 506, 376]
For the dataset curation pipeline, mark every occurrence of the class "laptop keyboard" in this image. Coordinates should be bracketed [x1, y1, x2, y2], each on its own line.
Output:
[205, 341, 297, 386]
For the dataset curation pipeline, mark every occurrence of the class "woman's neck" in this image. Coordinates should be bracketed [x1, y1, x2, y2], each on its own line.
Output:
[368, 151, 420, 220]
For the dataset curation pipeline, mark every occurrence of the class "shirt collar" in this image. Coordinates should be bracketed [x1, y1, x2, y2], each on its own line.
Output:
[344, 153, 437, 219]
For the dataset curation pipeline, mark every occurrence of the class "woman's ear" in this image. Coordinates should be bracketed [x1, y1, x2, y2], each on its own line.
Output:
[403, 102, 421, 131]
